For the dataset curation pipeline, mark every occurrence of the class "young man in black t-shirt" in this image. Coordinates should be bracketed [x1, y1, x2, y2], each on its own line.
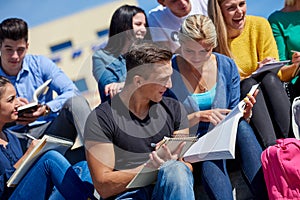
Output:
[85, 42, 195, 199]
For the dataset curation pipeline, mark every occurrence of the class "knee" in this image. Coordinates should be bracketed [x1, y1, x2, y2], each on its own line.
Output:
[158, 160, 193, 183]
[63, 95, 90, 109]
[240, 78, 258, 96]
[42, 150, 64, 160]
[261, 72, 280, 85]
[201, 160, 227, 177]
[72, 161, 92, 183]
[237, 120, 255, 140]
[41, 150, 69, 166]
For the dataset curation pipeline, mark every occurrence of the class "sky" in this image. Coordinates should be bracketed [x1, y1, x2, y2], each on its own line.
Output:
[0, 0, 285, 28]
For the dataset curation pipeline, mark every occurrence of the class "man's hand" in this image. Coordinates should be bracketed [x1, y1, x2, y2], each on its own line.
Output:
[146, 142, 186, 169]
[17, 104, 48, 125]
[17, 97, 29, 106]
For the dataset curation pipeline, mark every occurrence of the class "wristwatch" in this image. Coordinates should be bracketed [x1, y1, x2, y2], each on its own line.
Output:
[43, 105, 51, 116]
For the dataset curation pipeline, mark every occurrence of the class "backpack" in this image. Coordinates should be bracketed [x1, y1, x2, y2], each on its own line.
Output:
[261, 138, 300, 200]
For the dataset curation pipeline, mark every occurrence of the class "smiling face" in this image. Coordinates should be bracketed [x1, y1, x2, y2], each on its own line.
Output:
[0, 38, 28, 76]
[159, 0, 192, 17]
[132, 12, 147, 39]
[0, 83, 19, 125]
[220, 0, 247, 37]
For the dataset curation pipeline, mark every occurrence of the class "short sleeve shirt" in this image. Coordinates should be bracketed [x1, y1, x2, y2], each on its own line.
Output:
[84, 95, 188, 170]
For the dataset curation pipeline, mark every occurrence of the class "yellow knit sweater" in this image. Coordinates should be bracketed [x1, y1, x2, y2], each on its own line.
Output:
[229, 16, 285, 80]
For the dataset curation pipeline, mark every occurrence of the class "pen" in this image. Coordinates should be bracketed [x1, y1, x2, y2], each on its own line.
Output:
[291, 50, 299, 53]
[150, 143, 156, 148]
[25, 134, 37, 140]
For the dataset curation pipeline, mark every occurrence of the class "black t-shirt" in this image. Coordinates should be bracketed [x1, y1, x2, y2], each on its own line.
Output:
[84, 94, 188, 170]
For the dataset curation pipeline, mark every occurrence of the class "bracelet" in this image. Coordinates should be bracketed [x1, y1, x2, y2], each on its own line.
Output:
[245, 110, 252, 123]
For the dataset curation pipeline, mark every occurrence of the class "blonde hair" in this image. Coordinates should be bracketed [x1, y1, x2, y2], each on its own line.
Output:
[207, 0, 233, 58]
[285, 0, 296, 6]
[179, 14, 218, 49]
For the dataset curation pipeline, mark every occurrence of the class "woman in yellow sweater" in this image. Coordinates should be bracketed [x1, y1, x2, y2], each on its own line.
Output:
[208, 0, 292, 148]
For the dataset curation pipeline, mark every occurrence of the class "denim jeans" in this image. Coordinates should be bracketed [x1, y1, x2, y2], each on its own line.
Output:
[49, 160, 94, 200]
[235, 120, 268, 199]
[112, 160, 195, 200]
[199, 120, 267, 200]
[9, 151, 95, 200]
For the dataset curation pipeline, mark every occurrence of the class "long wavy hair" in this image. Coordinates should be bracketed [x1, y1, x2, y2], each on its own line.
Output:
[207, 0, 233, 58]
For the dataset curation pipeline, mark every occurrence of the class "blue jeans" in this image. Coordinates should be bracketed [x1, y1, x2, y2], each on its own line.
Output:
[112, 160, 194, 200]
[200, 120, 267, 200]
[235, 120, 268, 199]
[49, 160, 94, 200]
[9, 151, 95, 200]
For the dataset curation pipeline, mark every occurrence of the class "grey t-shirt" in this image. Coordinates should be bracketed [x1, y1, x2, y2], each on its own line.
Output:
[84, 94, 188, 171]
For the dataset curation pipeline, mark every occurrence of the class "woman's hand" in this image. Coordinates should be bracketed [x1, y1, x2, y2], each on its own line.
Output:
[104, 82, 125, 98]
[292, 51, 300, 65]
[257, 57, 276, 68]
[292, 52, 300, 77]
[13, 139, 40, 169]
[243, 89, 259, 121]
[197, 109, 231, 126]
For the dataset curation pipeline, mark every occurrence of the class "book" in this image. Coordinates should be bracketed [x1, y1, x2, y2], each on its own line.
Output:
[7, 134, 73, 187]
[17, 79, 52, 116]
[251, 60, 290, 77]
[126, 136, 198, 189]
[182, 83, 259, 163]
[126, 84, 259, 188]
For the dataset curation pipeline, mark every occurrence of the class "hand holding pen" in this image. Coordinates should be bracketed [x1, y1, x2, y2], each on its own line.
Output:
[257, 57, 277, 68]
[291, 50, 300, 76]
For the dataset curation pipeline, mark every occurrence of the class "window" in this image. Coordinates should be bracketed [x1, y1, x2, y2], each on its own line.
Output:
[73, 78, 88, 93]
[97, 29, 109, 38]
[50, 40, 72, 53]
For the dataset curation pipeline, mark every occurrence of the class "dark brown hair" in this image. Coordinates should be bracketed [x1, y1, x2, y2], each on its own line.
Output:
[0, 18, 28, 44]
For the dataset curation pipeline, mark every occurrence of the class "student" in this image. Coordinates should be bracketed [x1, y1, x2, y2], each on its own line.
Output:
[148, 0, 208, 52]
[92, 4, 152, 103]
[0, 76, 95, 200]
[208, 0, 292, 148]
[85, 42, 194, 199]
[0, 18, 90, 150]
[166, 14, 267, 199]
[268, 0, 300, 102]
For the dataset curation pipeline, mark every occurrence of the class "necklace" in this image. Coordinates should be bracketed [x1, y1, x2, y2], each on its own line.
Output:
[190, 71, 208, 93]
[177, 56, 209, 93]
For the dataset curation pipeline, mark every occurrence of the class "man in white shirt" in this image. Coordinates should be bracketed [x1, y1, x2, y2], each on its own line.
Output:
[148, 0, 208, 52]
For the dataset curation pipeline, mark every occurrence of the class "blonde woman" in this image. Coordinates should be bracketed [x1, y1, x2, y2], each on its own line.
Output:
[208, 0, 292, 148]
[166, 14, 268, 200]
[268, 0, 300, 102]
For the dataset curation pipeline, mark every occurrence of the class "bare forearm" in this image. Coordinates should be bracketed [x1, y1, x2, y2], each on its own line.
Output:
[188, 112, 201, 127]
[94, 166, 143, 199]
[280, 64, 298, 82]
